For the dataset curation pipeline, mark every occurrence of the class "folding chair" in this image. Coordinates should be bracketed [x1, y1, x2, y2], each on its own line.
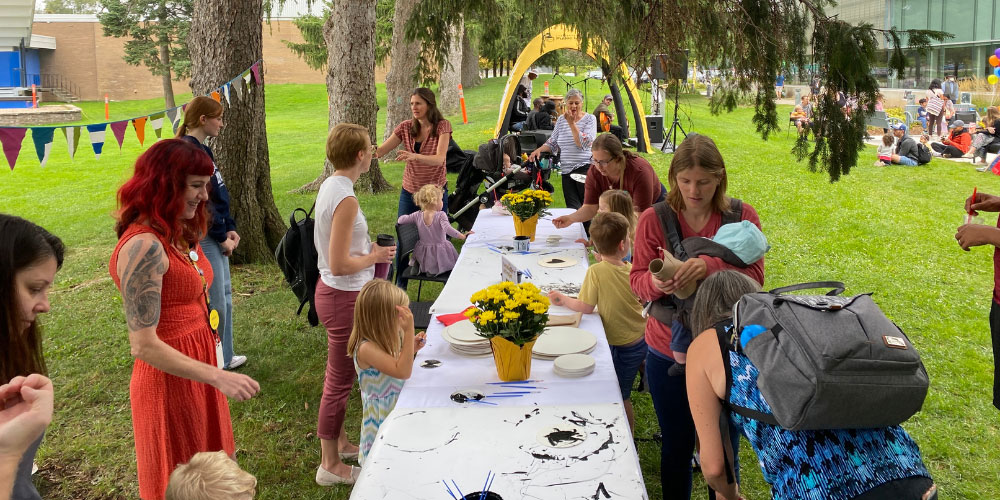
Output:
[394, 222, 451, 329]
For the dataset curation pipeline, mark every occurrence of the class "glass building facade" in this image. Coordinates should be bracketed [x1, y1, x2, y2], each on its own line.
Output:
[806, 0, 1000, 89]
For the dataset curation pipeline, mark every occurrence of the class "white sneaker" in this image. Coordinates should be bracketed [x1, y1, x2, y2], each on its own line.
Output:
[225, 355, 247, 370]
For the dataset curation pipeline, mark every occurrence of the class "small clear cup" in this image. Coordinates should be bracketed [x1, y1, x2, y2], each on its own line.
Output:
[964, 213, 985, 225]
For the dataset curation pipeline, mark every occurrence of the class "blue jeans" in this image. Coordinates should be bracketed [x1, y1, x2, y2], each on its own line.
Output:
[200, 237, 234, 367]
[609, 338, 647, 400]
[397, 182, 449, 218]
[895, 156, 918, 166]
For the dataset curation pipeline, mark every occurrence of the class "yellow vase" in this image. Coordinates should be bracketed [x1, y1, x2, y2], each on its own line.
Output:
[513, 214, 539, 241]
[489, 336, 537, 382]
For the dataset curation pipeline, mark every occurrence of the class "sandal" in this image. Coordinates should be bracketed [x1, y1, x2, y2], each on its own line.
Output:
[316, 465, 360, 486]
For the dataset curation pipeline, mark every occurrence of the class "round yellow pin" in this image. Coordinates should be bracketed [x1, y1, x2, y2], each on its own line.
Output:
[209, 309, 220, 330]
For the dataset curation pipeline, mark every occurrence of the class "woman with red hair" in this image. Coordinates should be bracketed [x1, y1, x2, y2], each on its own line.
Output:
[109, 139, 260, 500]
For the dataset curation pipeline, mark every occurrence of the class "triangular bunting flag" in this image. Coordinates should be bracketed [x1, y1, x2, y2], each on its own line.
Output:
[243, 71, 252, 96]
[251, 62, 262, 85]
[30, 127, 55, 167]
[0, 128, 27, 170]
[222, 83, 231, 105]
[232, 78, 244, 100]
[210, 91, 221, 103]
[62, 126, 80, 159]
[110, 120, 129, 149]
[149, 112, 165, 138]
[165, 107, 181, 134]
[86, 123, 107, 158]
[132, 117, 147, 145]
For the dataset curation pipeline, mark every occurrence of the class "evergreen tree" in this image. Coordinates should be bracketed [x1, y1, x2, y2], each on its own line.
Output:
[406, 0, 950, 181]
[98, 0, 192, 109]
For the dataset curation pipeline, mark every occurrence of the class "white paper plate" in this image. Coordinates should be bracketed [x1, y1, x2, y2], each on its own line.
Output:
[440, 328, 486, 346]
[554, 353, 596, 372]
[444, 319, 485, 343]
[554, 365, 595, 378]
[538, 256, 579, 268]
[532, 326, 597, 357]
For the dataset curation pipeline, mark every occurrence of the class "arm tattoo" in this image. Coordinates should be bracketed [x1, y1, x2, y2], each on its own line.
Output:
[122, 240, 167, 331]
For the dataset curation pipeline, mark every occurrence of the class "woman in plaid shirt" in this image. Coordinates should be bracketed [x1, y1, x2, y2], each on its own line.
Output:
[376, 87, 453, 217]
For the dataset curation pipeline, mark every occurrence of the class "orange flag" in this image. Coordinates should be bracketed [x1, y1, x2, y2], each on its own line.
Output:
[132, 117, 147, 146]
[211, 91, 221, 103]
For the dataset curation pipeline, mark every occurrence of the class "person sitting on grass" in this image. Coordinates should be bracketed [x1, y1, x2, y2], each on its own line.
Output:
[875, 133, 895, 166]
[166, 451, 256, 500]
[930, 120, 970, 158]
[889, 123, 920, 166]
[396, 184, 470, 276]
[548, 212, 647, 433]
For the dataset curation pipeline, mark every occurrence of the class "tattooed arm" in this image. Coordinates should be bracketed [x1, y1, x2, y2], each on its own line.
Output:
[115, 235, 259, 401]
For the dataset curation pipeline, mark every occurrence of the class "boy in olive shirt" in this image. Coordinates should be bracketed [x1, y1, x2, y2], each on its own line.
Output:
[548, 212, 647, 431]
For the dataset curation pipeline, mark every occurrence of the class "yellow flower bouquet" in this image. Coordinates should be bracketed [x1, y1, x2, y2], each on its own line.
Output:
[465, 281, 551, 381]
[465, 281, 550, 345]
[500, 189, 553, 221]
[501, 189, 553, 241]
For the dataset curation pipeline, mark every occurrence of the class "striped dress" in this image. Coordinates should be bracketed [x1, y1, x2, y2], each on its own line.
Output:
[354, 340, 404, 464]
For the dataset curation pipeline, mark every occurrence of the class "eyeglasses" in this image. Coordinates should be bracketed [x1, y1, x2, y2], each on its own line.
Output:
[592, 158, 612, 167]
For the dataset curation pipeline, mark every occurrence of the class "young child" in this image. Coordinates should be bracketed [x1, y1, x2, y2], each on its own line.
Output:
[348, 279, 427, 464]
[549, 212, 646, 432]
[397, 184, 470, 276]
[165, 451, 256, 500]
[875, 133, 895, 166]
[656, 220, 769, 377]
[917, 98, 928, 131]
[575, 189, 637, 262]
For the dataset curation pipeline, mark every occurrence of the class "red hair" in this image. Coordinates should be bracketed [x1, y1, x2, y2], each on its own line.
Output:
[115, 139, 215, 247]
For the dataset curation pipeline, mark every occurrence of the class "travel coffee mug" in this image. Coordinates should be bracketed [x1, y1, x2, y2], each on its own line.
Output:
[374, 233, 395, 279]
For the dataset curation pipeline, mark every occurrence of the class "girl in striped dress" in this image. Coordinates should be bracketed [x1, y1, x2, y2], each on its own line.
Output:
[348, 280, 427, 464]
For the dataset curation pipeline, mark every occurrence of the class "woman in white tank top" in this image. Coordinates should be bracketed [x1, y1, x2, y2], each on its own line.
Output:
[312, 124, 396, 486]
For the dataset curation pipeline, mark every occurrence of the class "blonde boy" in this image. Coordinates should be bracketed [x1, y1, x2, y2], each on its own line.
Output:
[548, 212, 647, 431]
[165, 451, 256, 500]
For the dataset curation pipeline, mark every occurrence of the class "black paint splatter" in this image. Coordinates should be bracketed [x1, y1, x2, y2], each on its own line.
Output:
[592, 482, 611, 499]
[531, 452, 558, 460]
[450, 391, 484, 403]
[544, 428, 584, 446]
[547, 258, 565, 264]
[421, 359, 441, 368]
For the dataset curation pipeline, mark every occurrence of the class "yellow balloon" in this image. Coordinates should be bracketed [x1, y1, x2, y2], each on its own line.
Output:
[990, 75, 999, 85]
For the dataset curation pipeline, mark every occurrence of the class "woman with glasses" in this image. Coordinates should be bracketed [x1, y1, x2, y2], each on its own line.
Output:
[552, 133, 664, 229]
[527, 88, 597, 209]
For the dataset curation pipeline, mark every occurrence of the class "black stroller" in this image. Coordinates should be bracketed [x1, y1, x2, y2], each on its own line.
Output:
[448, 133, 556, 231]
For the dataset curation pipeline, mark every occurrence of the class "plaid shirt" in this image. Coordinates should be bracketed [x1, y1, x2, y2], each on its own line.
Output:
[393, 119, 452, 193]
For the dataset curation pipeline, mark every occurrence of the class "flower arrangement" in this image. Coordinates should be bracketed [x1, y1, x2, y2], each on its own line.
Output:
[500, 189, 553, 221]
[465, 281, 550, 346]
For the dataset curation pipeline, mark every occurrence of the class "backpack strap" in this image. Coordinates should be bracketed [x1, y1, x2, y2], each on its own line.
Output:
[652, 201, 687, 260]
[717, 319, 780, 426]
[713, 319, 738, 488]
[720, 198, 743, 226]
[300, 201, 319, 326]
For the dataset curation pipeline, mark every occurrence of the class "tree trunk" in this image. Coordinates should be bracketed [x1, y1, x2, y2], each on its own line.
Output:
[157, 2, 175, 109]
[460, 26, 480, 89]
[295, 0, 390, 194]
[382, 0, 420, 157]
[492, 61, 497, 78]
[189, 0, 285, 263]
[438, 17, 463, 116]
[324, 0, 390, 194]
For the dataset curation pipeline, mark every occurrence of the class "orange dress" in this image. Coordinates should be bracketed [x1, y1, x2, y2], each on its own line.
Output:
[109, 225, 235, 500]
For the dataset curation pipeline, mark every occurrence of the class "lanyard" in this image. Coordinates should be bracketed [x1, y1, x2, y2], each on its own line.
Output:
[184, 247, 221, 339]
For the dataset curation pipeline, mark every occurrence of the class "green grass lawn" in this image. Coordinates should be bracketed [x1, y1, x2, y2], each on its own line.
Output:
[2, 75, 999, 499]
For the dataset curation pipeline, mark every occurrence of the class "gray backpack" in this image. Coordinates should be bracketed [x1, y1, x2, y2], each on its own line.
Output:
[727, 281, 929, 430]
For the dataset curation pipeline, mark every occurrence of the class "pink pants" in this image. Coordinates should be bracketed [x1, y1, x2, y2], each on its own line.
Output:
[315, 280, 359, 441]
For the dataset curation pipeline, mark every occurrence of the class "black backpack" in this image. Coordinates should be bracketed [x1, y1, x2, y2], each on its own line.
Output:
[916, 143, 932, 165]
[275, 203, 320, 326]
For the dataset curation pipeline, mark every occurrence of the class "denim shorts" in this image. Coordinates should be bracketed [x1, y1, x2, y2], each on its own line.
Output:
[609, 338, 648, 400]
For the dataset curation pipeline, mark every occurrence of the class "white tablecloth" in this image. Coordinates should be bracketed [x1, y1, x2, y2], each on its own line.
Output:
[350, 208, 648, 499]
[350, 404, 648, 500]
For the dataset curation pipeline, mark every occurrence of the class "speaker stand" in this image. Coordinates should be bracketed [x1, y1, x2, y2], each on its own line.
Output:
[660, 80, 687, 153]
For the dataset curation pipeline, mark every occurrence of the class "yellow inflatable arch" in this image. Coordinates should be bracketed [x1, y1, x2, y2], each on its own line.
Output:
[495, 24, 653, 153]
